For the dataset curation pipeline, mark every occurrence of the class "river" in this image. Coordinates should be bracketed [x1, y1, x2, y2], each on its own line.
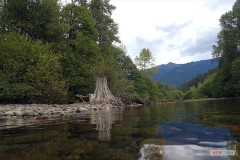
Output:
[0, 99, 239, 160]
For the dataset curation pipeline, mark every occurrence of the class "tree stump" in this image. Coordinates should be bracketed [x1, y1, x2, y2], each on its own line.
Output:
[90, 77, 122, 105]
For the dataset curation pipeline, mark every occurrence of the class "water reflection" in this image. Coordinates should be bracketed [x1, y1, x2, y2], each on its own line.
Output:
[0, 117, 40, 130]
[140, 122, 238, 160]
[90, 108, 123, 141]
[0, 100, 239, 160]
[140, 144, 163, 160]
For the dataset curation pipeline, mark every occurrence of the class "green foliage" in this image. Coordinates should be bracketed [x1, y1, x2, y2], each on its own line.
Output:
[134, 48, 156, 71]
[0, 0, 183, 104]
[183, 85, 204, 100]
[198, 73, 216, 97]
[181, 69, 216, 92]
[168, 90, 184, 101]
[157, 84, 183, 101]
[104, 47, 136, 101]
[59, 3, 101, 102]
[205, 0, 240, 98]
[61, 4, 98, 40]
[0, 32, 67, 103]
[2, 0, 63, 42]
[100, 46, 182, 104]
[185, 0, 240, 99]
[231, 57, 240, 95]
[61, 34, 99, 101]
[89, 0, 120, 45]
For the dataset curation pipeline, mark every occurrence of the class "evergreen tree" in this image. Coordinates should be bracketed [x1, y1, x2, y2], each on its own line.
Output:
[1, 0, 63, 42]
[89, 0, 120, 45]
[209, 0, 240, 97]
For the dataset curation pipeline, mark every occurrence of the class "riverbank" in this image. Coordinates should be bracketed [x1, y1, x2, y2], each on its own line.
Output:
[158, 97, 240, 104]
[1, 97, 238, 119]
[180, 97, 240, 103]
[0, 103, 120, 119]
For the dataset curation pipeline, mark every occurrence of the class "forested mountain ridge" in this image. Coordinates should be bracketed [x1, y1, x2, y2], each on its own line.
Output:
[151, 59, 218, 87]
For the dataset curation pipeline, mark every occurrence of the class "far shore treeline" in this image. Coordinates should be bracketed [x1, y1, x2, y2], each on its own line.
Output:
[0, 0, 239, 104]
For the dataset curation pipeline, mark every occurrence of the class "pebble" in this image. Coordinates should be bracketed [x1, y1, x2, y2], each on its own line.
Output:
[14, 110, 23, 117]
[5, 111, 14, 116]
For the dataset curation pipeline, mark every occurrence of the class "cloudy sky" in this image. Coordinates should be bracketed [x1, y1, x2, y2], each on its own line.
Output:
[111, 0, 236, 65]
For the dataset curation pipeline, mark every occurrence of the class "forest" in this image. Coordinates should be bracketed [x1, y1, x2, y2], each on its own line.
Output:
[0, 0, 182, 104]
[182, 0, 240, 99]
[0, 0, 239, 105]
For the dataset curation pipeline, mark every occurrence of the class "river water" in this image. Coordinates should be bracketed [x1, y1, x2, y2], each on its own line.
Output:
[0, 99, 239, 160]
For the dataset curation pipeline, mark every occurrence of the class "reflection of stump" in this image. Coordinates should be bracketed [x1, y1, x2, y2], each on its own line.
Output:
[96, 111, 112, 141]
[90, 108, 123, 141]
[90, 77, 122, 105]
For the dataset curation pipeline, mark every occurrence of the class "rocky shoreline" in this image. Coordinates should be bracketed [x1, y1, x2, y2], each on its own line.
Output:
[0, 103, 120, 119]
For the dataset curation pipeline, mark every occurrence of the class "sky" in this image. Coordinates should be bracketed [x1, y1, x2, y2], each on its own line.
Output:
[61, 0, 236, 65]
[110, 0, 236, 65]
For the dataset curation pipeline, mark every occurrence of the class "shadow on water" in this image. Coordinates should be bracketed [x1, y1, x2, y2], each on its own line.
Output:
[0, 99, 239, 160]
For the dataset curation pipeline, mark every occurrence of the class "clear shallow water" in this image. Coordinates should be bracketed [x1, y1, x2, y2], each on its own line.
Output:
[0, 99, 239, 160]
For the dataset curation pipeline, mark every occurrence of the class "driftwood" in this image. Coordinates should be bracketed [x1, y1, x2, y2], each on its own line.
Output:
[90, 77, 122, 106]
[75, 94, 89, 102]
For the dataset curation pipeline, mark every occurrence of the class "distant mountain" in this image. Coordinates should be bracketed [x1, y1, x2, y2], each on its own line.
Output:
[151, 59, 218, 87]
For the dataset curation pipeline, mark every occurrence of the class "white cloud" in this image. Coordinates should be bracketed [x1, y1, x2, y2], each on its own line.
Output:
[111, 0, 236, 65]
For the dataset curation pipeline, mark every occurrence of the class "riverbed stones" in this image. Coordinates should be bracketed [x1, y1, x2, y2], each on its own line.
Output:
[0, 112, 7, 116]
[79, 107, 88, 112]
[14, 110, 23, 117]
[0, 103, 121, 119]
[5, 111, 14, 116]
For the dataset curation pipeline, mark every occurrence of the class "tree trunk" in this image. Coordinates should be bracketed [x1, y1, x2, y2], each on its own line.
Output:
[90, 77, 122, 105]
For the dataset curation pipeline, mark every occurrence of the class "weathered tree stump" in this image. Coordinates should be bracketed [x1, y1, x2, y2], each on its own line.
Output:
[90, 77, 122, 105]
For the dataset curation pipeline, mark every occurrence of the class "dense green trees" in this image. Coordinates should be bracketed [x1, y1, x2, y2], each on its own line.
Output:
[209, 0, 240, 97]
[1, 0, 63, 42]
[180, 69, 216, 92]
[135, 48, 155, 70]
[182, 0, 240, 99]
[60, 3, 100, 101]
[0, 32, 67, 103]
[231, 57, 240, 94]
[0, 0, 183, 104]
[89, 0, 120, 45]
